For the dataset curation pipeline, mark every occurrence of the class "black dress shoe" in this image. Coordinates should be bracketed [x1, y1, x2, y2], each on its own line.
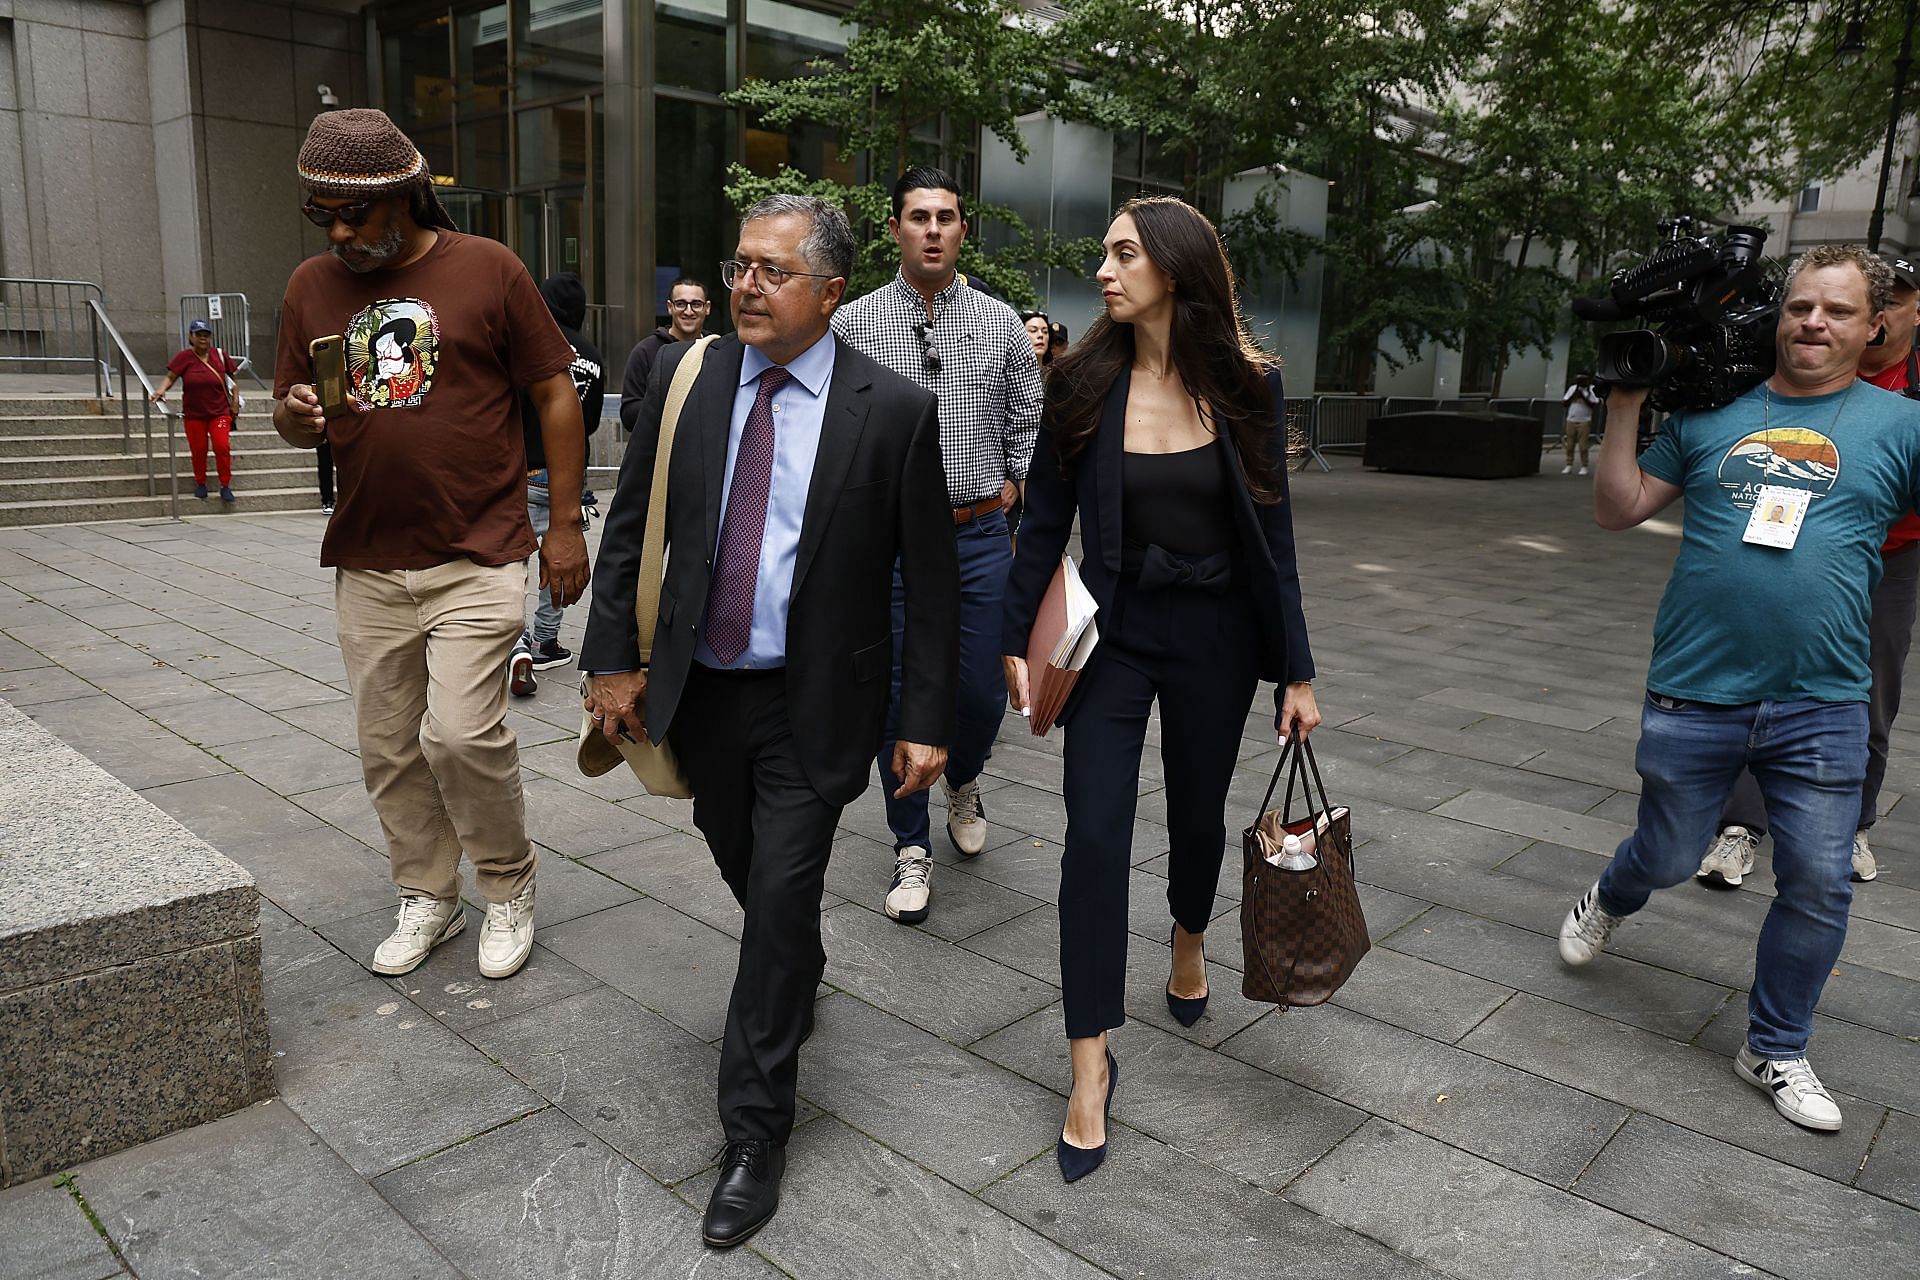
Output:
[1057, 1050, 1119, 1183]
[1165, 924, 1209, 1028]
[702, 1140, 786, 1248]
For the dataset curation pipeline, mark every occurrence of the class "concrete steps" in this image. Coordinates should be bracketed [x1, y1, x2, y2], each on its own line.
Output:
[0, 398, 322, 526]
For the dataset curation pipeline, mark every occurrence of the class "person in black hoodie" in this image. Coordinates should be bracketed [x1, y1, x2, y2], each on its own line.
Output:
[620, 276, 711, 432]
[510, 272, 605, 696]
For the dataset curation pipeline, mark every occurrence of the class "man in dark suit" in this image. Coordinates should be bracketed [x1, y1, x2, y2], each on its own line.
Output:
[581, 194, 958, 1248]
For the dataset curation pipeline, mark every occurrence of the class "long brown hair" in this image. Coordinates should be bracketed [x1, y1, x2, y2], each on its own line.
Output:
[1047, 196, 1285, 502]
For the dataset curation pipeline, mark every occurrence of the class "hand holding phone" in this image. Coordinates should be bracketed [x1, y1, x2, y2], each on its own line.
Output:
[309, 335, 349, 419]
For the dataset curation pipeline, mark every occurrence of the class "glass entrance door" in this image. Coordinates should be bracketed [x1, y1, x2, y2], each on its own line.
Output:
[515, 185, 587, 283]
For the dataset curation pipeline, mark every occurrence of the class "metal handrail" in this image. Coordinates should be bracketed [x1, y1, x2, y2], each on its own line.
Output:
[0, 277, 113, 390]
[87, 299, 178, 519]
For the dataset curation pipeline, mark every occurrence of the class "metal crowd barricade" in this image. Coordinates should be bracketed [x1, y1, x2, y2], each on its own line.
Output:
[178, 293, 261, 387]
[1, 278, 113, 391]
[1299, 395, 1385, 471]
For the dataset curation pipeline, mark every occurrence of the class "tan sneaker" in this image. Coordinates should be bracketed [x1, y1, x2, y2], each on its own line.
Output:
[1695, 825, 1758, 889]
[369, 895, 464, 975]
[944, 777, 988, 857]
[1852, 831, 1879, 882]
[884, 846, 933, 924]
[478, 883, 536, 979]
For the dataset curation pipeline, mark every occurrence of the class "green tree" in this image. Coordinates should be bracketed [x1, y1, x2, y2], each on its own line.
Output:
[722, 0, 1092, 304]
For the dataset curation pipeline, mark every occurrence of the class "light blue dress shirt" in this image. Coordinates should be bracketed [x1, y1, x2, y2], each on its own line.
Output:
[693, 330, 836, 670]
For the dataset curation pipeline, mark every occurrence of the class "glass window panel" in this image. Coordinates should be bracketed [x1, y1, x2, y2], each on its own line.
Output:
[656, 0, 728, 92]
[455, 5, 511, 116]
[657, 96, 734, 330]
[413, 125, 454, 181]
[746, 113, 855, 185]
[383, 15, 453, 130]
[517, 103, 589, 186]
[459, 113, 509, 189]
[515, 0, 604, 100]
[1112, 131, 1140, 176]
[745, 0, 848, 84]
[439, 189, 508, 243]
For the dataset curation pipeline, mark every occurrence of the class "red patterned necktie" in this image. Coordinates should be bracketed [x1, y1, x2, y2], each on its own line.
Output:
[702, 365, 791, 664]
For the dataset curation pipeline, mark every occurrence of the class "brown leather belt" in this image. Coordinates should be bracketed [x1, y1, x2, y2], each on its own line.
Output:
[952, 493, 1006, 525]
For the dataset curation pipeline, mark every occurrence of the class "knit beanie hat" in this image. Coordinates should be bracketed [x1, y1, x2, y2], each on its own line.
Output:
[297, 109, 428, 198]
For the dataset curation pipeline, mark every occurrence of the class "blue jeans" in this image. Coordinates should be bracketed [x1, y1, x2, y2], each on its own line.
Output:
[1599, 693, 1865, 1059]
[876, 507, 1012, 850]
[518, 482, 562, 652]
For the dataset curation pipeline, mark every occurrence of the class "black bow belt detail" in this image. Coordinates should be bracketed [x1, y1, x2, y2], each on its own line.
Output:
[1134, 545, 1233, 593]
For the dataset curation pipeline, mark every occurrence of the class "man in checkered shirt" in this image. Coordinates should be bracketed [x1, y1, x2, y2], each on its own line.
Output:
[833, 165, 1044, 925]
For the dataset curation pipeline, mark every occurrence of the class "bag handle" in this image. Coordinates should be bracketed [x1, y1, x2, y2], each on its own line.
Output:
[634, 335, 718, 662]
[1253, 735, 1342, 850]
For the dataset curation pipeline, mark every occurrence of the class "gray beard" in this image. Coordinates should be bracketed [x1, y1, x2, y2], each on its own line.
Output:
[332, 223, 407, 273]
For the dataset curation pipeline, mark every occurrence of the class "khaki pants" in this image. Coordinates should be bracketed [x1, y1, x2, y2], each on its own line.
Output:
[1565, 417, 1592, 465]
[335, 558, 536, 905]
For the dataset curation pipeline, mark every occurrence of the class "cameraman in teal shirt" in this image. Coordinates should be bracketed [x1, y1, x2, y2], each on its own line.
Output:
[1558, 245, 1920, 1136]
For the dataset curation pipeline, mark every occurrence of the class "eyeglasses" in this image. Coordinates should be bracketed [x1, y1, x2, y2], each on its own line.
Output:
[912, 322, 941, 376]
[302, 198, 379, 229]
[719, 259, 838, 295]
[668, 298, 710, 311]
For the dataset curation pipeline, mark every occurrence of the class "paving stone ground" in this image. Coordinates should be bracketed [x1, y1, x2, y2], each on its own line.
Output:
[4, 457, 1919, 1279]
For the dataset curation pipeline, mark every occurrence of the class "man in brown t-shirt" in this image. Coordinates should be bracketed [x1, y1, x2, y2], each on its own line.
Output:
[271, 109, 589, 981]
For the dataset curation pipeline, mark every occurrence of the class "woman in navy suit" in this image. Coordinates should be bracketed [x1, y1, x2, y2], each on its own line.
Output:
[1002, 196, 1320, 1183]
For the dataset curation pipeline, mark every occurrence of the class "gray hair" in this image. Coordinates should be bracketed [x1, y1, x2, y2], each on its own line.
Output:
[741, 194, 855, 285]
[1786, 243, 1894, 315]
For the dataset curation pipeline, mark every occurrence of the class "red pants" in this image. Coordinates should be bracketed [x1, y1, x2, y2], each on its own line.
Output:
[183, 416, 233, 486]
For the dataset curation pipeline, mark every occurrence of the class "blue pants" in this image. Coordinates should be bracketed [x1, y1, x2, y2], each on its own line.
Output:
[1599, 694, 1865, 1059]
[518, 482, 562, 651]
[876, 507, 1012, 850]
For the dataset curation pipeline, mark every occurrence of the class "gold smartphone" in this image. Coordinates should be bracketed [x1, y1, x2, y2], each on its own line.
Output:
[308, 334, 348, 419]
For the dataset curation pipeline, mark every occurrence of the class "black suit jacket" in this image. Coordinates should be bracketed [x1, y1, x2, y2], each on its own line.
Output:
[582, 333, 959, 805]
[1002, 369, 1315, 727]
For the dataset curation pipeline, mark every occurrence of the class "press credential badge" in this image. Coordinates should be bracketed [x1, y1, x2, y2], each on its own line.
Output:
[1743, 484, 1811, 550]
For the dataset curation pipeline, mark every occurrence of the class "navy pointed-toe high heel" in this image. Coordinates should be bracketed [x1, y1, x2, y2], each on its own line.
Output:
[1165, 924, 1209, 1028]
[1057, 1050, 1119, 1183]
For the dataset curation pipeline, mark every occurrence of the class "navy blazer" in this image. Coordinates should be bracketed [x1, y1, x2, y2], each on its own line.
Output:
[1002, 369, 1315, 728]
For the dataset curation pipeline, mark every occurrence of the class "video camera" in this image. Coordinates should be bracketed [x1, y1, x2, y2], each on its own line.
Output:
[1572, 218, 1779, 413]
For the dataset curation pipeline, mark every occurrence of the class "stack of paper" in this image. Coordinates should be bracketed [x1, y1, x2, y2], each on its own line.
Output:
[1026, 554, 1099, 736]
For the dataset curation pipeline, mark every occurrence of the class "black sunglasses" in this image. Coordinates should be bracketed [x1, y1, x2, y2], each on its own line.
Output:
[912, 322, 941, 376]
[302, 198, 379, 229]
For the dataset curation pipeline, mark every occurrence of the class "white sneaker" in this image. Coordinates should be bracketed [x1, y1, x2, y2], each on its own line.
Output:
[1558, 882, 1624, 966]
[884, 846, 933, 924]
[369, 894, 464, 975]
[1578, 465, 1589, 476]
[1696, 825, 1759, 888]
[508, 651, 537, 698]
[1852, 831, 1879, 882]
[477, 883, 536, 978]
[944, 778, 988, 857]
[1735, 1046, 1843, 1131]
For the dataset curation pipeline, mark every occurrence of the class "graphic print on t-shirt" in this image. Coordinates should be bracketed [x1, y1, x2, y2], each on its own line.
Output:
[345, 299, 440, 411]
[1715, 427, 1841, 510]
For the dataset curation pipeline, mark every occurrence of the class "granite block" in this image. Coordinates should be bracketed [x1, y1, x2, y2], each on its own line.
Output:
[1328, 943, 1514, 1043]
[0, 1176, 120, 1280]
[0, 699, 258, 989]
[1575, 1115, 1920, 1280]
[1220, 1002, 1627, 1187]
[1385, 906, 1733, 1040]
[973, 1007, 1366, 1191]
[981, 1122, 1440, 1280]
[819, 902, 1058, 1043]
[72, 1101, 464, 1280]
[1859, 1109, 1920, 1210]
[540, 897, 743, 1042]
[1459, 994, 1879, 1184]
[373, 1108, 780, 1280]
[1289, 1118, 1754, 1280]
[266, 974, 543, 1178]
[679, 1118, 1109, 1279]
[797, 994, 1062, 1190]
[1, 938, 268, 1185]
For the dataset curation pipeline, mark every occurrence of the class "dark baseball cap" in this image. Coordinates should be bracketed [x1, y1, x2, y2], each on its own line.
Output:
[188, 318, 213, 334]
[1884, 253, 1920, 291]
